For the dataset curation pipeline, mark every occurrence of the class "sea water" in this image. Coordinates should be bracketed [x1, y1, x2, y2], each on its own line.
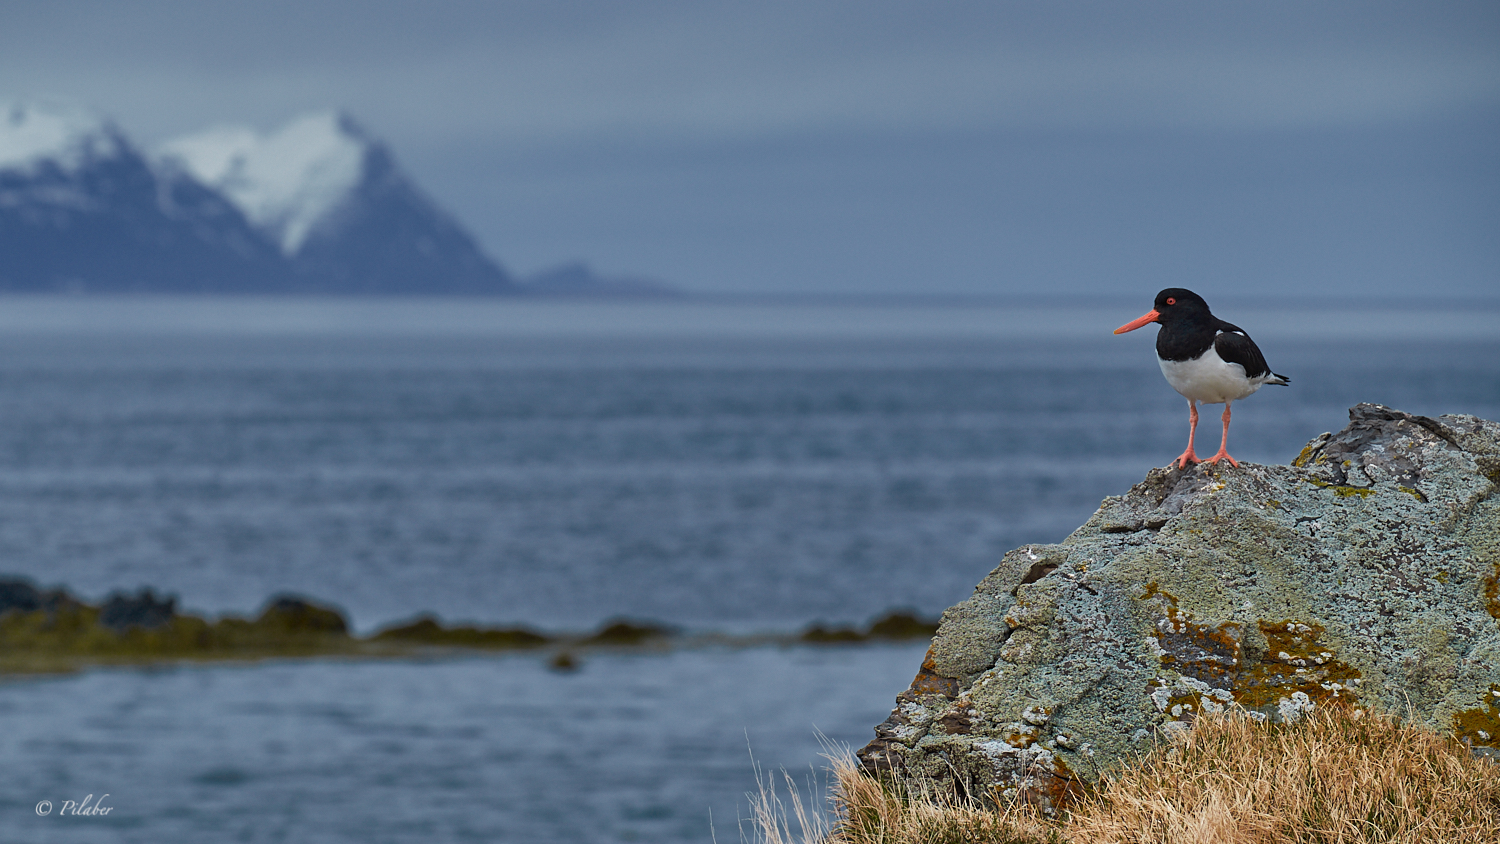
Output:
[0, 297, 1494, 843]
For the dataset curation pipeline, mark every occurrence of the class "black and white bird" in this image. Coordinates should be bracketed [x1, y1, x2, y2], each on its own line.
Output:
[1114, 288, 1289, 468]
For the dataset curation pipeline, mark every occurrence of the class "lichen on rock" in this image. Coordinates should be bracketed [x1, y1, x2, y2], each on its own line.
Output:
[859, 403, 1500, 812]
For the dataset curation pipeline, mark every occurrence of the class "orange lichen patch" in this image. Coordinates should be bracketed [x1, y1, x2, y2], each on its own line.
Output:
[985, 750, 1085, 815]
[907, 646, 959, 698]
[1016, 754, 1085, 814]
[1002, 594, 1051, 629]
[1233, 620, 1362, 711]
[1135, 589, 1361, 719]
[1452, 684, 1500, 751]
[1139, 581, 1168, 604]
[1138, 583, 1243, 686]
[936, 703, 979, 736]
[1000, 723, 1039, 748]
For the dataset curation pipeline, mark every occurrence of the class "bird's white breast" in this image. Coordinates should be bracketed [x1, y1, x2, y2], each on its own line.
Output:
[1158, 344, 1267, 404]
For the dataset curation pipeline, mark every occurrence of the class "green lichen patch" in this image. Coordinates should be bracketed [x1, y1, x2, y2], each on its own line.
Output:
[1292, 444, 1320, 467]
[1301, 477, 1376, 498]
[1233, 620, 1362, 712]
[1452, 684, 1500, 750]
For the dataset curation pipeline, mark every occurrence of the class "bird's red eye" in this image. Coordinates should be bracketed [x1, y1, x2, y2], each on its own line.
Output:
[1166, 297, 1176, 305]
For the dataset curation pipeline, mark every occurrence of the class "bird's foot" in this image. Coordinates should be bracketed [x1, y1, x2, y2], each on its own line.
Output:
[1203, 448, 1240, 468]
[1173, 449, 1200, 469]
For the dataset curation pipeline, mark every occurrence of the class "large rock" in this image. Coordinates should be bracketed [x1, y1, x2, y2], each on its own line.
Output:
[859, 404, 1500, 810]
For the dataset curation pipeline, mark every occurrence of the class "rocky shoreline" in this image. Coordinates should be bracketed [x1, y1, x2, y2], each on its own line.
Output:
[0, 578, 937, 675]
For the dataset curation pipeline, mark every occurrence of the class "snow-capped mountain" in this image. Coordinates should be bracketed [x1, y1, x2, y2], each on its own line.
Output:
[159, 112, 513, 294]
[159, 116, 364, 257]
[2, 101, 515, 294]
[0, 99, 127, 174]
[0, 99, 286, 292]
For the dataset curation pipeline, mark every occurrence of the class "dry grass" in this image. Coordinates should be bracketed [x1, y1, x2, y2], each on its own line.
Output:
[749, 752, 1058, 844]
[1070, 705, 1500, 843]
[751, 706, 1500, 844]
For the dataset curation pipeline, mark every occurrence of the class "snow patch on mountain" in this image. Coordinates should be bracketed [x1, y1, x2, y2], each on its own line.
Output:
[159, 112, 367, 255]
[0, 99, 126, 173]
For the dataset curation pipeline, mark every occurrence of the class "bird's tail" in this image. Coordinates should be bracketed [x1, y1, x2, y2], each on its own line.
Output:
[1268, 372, 1290, 386]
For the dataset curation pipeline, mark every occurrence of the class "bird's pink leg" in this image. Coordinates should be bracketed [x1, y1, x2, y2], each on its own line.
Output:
[1204, 402, 1240, 467]
[1174, 401, 1200, 469]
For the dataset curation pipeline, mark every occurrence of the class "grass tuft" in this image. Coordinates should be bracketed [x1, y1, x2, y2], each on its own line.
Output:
[752, 705, 1500, 844]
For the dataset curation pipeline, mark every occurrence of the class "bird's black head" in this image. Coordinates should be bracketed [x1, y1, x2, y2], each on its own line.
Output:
[1152, 288, 1211, 322]
[1114, 287, 1214, 335]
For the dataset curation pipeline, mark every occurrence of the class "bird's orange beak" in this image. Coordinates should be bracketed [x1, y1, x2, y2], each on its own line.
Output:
[1114, 310, 1160, 334]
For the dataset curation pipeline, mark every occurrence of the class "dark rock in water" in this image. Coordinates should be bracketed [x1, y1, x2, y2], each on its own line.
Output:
[801, 611, 941, 643]
[98, 589, 177, 632]
[0, 578, 76, 618]
[801, 624, 868, 644]
[860, 404, 1500, 812]
[254, 596, 349, 635]
[581, 620, 675, 646]
[868, 612, 941, 640]
[0, 579, 44, 615]
[548, 651, 580, 672]
[372, 614, 548, 648]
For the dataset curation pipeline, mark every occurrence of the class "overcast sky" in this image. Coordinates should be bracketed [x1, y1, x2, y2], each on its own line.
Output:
[3, 1, 1497, 299]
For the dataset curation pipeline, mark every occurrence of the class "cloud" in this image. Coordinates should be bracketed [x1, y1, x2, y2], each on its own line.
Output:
[2, 0, 1497, 151]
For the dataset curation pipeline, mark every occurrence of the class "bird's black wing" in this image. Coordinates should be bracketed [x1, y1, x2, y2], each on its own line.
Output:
[1213, 323, 1273, 380]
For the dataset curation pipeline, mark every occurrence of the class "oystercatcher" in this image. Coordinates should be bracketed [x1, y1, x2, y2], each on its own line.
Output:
[1114, 288, 1288, 468]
